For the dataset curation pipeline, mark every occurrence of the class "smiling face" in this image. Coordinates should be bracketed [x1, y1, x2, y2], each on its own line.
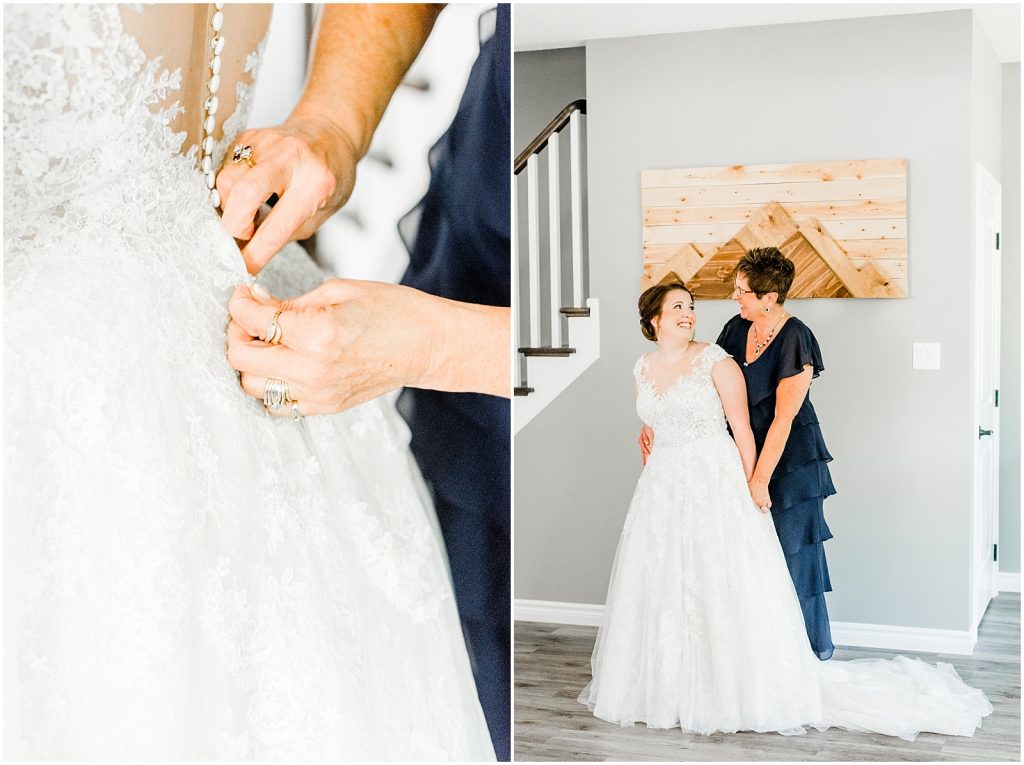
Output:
[732, 271, 768, 320]
[652, 288, 696, 342]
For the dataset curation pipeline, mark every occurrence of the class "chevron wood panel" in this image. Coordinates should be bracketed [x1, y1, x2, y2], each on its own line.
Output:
[640, 159, 908, 298]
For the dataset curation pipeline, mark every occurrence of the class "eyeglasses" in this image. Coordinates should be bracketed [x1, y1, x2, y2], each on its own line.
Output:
[732, 284, 756, 296]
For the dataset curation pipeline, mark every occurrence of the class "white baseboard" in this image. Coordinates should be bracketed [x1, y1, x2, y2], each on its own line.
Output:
[516, 598, 605, 627]
[828, 620, 976, 655]
[996, 570, 1021, 593]
[515, 598, 979, 656]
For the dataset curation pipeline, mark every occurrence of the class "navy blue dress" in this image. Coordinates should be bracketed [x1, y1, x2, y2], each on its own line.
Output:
[397, 5, 510, 759]
[716, 315, 836, 660]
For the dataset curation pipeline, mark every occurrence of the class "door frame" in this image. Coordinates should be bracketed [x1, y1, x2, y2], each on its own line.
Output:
[970, 161, 1002, 636]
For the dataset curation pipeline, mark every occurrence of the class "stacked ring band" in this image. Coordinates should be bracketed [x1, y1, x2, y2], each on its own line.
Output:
[263, 377, 290, 413]
[266, 310, 283, 345]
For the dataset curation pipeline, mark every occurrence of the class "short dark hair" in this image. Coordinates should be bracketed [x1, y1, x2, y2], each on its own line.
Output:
[638, 277, 691, 342]
[735, 247, 796, 304]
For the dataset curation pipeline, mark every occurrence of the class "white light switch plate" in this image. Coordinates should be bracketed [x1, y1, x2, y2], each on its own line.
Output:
[913, 343, 941, 370]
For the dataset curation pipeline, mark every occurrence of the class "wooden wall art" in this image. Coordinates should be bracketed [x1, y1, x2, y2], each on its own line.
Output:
[640, 158, 907, 298]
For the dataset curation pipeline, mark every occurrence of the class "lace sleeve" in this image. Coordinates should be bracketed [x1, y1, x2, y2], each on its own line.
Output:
[633, 355, 648, 381]
[693, 344, 730, 376]
[703, 344, 730, 366]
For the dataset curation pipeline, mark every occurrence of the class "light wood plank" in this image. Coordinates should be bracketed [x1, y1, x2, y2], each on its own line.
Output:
[643, 199, 907, 226]
[646, 217, 906, 245]
[642, 177, 907, 208]
[641, 158, 907, 188]
[850, 258, 907, 279]
[840, 239, 908, 259]
[667, 240, 910, 261]
[641, 244, 707, 290]
[820, 218, 907, 240]
[515, 594, 1021, 762]
[799, 217, 885, 297]
[730, 200, 799, 252]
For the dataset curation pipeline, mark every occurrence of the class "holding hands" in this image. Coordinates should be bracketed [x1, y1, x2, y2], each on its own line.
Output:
[636, 423, 771, 513]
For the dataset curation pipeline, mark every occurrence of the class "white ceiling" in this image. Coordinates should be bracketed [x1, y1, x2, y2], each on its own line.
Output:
[514, 3, 1021, 63]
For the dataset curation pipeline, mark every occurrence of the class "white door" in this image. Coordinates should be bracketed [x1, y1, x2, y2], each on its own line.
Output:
[972, 163, 1001, 631]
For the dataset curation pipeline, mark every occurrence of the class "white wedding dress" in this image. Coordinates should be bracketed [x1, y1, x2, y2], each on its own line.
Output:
[578, 344, 992, 740]
[3, 5, 494, 760]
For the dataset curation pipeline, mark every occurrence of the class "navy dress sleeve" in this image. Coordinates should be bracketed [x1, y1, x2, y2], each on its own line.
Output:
[775, 320, 825, 381]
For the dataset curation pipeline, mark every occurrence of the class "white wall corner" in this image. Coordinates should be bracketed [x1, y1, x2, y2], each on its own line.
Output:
[514, 598, 982, 656]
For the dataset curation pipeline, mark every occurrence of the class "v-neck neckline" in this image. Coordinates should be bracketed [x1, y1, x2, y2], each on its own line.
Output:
[742, 316, 794, 367]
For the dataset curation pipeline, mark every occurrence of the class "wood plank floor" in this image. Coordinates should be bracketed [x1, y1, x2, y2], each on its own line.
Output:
[514, 593, 1020, 761]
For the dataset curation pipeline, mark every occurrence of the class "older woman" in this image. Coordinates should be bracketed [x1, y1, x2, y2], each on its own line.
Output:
[717, 246, 836, 660]
[641, 248, 836, 660]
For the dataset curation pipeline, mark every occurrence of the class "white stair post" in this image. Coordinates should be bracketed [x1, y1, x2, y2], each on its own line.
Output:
[547, 133, 562, 348]
[527, 154, 541, 348]
[569, 111, 584, 308]
[511, 172, 520, 384]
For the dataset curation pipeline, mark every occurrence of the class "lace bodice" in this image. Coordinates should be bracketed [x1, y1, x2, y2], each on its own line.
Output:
[3, 4, 270, 243]
[635, 344, 731, 447]
[3, 7, 497, 758]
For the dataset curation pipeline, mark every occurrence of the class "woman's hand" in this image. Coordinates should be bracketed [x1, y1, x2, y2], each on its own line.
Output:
[638, 423, 654, 465]
[749, 478, 772, 513]
[227, 279, 438, 415]
[226, 279, 510, 416]
[217, 116, 359, 275]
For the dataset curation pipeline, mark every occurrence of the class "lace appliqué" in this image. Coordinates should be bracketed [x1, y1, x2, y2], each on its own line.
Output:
[635, 344, 731, 447]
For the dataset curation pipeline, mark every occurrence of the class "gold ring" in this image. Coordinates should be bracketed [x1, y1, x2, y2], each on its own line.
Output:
[231, 144, 256, 168]
[266, 310, 283, 345]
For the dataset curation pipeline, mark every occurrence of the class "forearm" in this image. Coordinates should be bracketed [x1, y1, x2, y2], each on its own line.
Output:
[417, 296, 511, 397]
[733, 427, 757, 482]
[290, 4, 443, 159]
[751, 419, 793, 485]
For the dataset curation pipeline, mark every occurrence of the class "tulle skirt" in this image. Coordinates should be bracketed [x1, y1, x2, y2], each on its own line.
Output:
[579, 434, 992, 740]
[3, 163, 495, 760]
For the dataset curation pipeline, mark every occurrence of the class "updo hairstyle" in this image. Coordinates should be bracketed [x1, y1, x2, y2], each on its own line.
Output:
[638, 276, 691, 342]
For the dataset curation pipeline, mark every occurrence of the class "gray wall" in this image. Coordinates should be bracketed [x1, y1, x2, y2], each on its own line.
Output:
[513, 48, 588, 353]
[514, 47, 586, 159]
[515, 10, 1011, 632]
[1000, 62, 1021, 575]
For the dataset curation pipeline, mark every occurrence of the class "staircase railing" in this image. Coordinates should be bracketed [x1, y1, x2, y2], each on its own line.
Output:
[513, 99, 588, 393]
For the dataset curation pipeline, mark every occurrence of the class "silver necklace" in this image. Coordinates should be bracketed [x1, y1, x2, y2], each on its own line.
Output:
[747, 311, 787, 365]
[201, 3, 225, 208]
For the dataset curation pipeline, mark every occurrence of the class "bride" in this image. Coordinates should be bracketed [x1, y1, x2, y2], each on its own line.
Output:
[578, 277, 992, 740]
[3, 5, 493, 760]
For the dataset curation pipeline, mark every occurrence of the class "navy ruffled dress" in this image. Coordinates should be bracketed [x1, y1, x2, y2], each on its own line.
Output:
[397, 5, 511, 758]
[716, 315, 836, 660]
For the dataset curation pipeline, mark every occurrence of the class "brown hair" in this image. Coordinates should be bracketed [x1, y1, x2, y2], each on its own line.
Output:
[735, 247, 796, 304]
[638, 276, 692, 342]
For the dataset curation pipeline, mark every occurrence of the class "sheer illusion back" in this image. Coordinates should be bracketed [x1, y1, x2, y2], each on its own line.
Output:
[4, 3, 269, 240]
[3, 5, 495, 759]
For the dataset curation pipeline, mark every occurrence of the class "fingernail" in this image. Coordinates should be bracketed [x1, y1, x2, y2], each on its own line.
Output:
[252, 282, 269, 298]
